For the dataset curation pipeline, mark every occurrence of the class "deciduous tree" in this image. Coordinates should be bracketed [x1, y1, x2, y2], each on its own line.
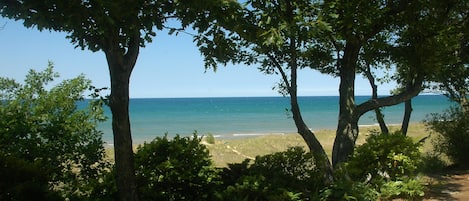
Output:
[0, 1, 182, 200]
[191, 0, 467, 172]
[0, 63, 107, 199]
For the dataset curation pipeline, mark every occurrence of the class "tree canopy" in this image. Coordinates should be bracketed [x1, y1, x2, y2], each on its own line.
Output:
[191, 0, 468, 169]
[0, 1, 199, 200]
[0, 62, 108, 199]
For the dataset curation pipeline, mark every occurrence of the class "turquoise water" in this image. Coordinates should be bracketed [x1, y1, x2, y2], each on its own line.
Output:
[94, 95, 452, 144]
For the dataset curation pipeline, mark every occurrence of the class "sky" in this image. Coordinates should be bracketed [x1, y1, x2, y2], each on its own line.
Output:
[0, 17, 397, 98]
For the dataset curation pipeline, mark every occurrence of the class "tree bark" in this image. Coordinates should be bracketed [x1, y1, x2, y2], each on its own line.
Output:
[364, 64, 389, 134]
[401, 99, 412, 135]
[331, 37, 425, 167]
[332, 40, 361, 168]
[375, 108, 389, 134]
[356, 75, 423, 117]
[272, 3, 334, 181]
[104, 35, 140, 201]
[289, 79, 334, 183]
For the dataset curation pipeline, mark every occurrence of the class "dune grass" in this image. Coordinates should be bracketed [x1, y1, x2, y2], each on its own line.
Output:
[104, 123, 434, 167]
[205, 123, 433, 167]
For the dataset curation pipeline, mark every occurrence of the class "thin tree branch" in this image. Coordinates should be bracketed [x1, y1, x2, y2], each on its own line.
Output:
[267, 53, 291, 91]
[356, 74, 424, 116]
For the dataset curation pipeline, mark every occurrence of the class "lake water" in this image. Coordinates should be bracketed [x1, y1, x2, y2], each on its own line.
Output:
[92, 95, 452, 144]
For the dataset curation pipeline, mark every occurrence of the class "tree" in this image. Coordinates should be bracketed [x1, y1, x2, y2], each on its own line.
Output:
[0, 1, 196, 200]
[358, 41, 392, 135]
[187, 0, 335, 181]
[0, 63, 107, 199]
[427, 6, 469, 111]
[323, 0, 430, 167]
[192, 0, 466, 171]
[423, 3, 468, 165]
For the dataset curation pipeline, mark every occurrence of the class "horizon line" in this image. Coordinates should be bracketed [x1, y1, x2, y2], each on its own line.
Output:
[120, 92, 440, 99]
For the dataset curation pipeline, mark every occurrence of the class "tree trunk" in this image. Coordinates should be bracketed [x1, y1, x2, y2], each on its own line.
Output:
[364, 64, 389, 134]
[274, 6, 334, 181]
[332, 41, 361, 168]
[290, 89, 334, 183]
[375, 109, 389, 134]
[105, 38, 139, 201]
[401, 99, 412, 135]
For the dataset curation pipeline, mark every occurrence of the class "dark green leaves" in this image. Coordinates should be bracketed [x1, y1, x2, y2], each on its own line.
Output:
[1, 0, 174, 52]
[0, 63, 108, 199]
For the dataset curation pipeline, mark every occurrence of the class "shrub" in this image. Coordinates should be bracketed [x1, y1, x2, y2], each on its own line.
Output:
[319, 179, 379, 201]
[134, 133, 220, 201]
[0, 154, 62, 201]
[380, 178, 425, 200]
[0, 64, 108, 199]
[216, 174, 303, 201]
[205, 133, 216, 144]
[321, 133, 425, 201]
[419, 153, 447, 174]
[346, 132, 422, 184]
[216, 147, 324, 201]
[425, 106, 469, 166]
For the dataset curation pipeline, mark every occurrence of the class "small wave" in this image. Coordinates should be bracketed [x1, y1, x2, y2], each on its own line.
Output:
[359, 123, 401, 127]
[232, 133, 285, 137]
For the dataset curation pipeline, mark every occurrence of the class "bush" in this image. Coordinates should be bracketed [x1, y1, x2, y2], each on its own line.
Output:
[319, 179, 379, 201]
[0, 154, 62, 201]
[134, 133, 220, 201]
[379, 178, 425, 200]
[346, 132, 422, 184]
[0, 64, 108, 199]
[343, 132, 424, 200]
[419, 153, 447, 174]
[205, 133, 216, 144]
[426, 106, 469, 166]
[216, 147, 325, 201]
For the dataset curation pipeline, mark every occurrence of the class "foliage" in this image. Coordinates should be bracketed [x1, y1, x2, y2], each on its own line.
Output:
[87, 168, 118, 201]
[0, 154, 62, 201]
[190, 0, 468, 170]
[217, 174, 303, 201]
[321, 132, 425, 200]
[346, 132, 422, 184]
[205, 133, 216, 144]
[426, 106, 469, 165]
[0, 63, 108, 199]
[1, 1, 211, 200]
[342, 132, 425, 200]
[379, 178, 425, 201]
[319, 179, 379, 201]
[0, 0, 177, 52]
[419, 153, 448, 174]
[134, 133, 220, 201]
[216, 147, 324, 201]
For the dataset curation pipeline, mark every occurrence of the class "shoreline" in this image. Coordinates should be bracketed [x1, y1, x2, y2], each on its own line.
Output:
[103, 122, 423, 148]
[103, 123, 430, 167]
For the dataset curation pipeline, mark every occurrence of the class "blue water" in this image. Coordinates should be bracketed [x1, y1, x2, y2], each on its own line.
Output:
[92, 95, 452, 144]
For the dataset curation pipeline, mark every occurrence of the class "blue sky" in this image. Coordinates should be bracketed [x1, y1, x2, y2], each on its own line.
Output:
[0, 18, 396, 98]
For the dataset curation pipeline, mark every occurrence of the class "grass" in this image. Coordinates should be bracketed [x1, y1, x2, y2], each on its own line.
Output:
[104, 123, 435, 167]
[204, 123, 433, 167]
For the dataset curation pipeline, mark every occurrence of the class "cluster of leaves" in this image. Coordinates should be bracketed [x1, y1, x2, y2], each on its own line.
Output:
[216, 146, 325, 201]
[88, 131, 427, 201]
[134, 133, 220, 201]
[92, 137, 324, 201]
[320, 132, 425, 200]
[204, 133, 216, 144]
[0, 154, 62, 201]
[346, 132, 422, 183]
[426, 106, 469, 166]
[319, 177, 380, 201]
[0, 64, 109, 200]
